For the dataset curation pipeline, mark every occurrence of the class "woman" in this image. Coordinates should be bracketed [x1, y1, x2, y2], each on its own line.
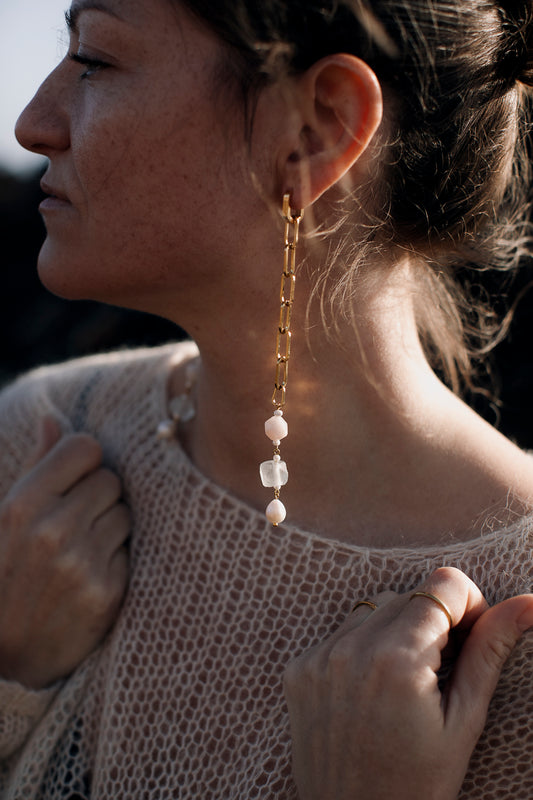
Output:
[1, 0, 533, 797]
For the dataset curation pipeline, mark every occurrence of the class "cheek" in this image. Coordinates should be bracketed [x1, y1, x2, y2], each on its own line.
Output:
[71, 95, 143, 199]
[38, 86, 253, 303]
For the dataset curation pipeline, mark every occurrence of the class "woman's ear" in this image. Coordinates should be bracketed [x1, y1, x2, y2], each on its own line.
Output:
[279, 54, 383, 209]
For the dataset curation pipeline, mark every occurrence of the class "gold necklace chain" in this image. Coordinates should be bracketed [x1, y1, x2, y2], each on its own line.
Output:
[272, 194, 304, 407]
[260, 194, 304, 526]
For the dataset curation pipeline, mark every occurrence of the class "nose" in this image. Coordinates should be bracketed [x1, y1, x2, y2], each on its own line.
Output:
[15, 64, 70, 156]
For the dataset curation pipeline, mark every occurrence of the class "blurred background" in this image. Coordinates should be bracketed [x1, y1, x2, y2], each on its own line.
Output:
[1, 2, 533, 446]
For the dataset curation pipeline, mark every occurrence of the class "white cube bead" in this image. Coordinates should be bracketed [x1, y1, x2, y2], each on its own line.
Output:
[260, 459, 288, 488]
[169, 394, 195, 423]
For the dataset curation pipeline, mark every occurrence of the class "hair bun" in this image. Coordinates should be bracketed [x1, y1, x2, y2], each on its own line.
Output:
[499, 1, 533, 87]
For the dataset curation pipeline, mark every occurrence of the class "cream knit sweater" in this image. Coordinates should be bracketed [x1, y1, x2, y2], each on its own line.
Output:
[0, 342, 532, 799]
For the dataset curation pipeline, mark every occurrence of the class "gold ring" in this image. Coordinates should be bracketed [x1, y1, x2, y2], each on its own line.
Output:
[352, 600, 378, 614]
[410, 591, 453, 629]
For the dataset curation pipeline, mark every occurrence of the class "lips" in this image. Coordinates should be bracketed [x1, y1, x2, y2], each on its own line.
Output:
[39, 179, 73, 214]
[40, 180, 70, 203]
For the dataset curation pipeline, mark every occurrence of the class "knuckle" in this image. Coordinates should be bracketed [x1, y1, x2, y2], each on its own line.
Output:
[484, 634, 514, 666]
[112, 547, 130, 584]
[93, 503, 132, 541]
[54, 551, 90, 587]
[370, 636, 417, 681]
[327, 637, 355, 676]
[283, 656, 304, 694]
[32, 519, 64, 558]
[373, 590, 398, 605]
[428, 565, 468, 588]
[115, 504, 132, 532]
[0, 493, 30, 533]
[283, 653, 303, 683]
[283, 649, 318, 692]
[84, 575, 127, 627]
[82, 581, 111, 614]
[66, 434, 103, 467]
[105, 550, 130, 605]
[109, 577, 128, 613]
[99, 468, 122, 495]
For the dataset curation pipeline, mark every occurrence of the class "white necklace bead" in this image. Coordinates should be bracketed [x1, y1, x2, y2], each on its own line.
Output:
[156, 356, 199, 441]
[156, 419, 177, 440]
[260, 459, 289, 488]
[265, 498, 286, 526]
[265, 415, 288, 441]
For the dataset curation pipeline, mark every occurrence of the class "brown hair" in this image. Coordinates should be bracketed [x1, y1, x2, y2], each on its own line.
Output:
[178, 0, 533, 393]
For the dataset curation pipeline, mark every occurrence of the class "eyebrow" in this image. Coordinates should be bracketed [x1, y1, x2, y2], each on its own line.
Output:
[65, 1, 123, 34]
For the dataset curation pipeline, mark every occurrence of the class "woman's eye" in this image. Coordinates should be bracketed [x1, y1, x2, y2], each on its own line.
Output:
[68, 52, 109, 79]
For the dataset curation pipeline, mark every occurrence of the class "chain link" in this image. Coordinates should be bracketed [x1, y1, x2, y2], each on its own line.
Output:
[271, 194, 304, 408]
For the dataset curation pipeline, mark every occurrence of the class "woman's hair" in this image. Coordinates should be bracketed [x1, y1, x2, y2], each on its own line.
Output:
[178, 0, 533, 393]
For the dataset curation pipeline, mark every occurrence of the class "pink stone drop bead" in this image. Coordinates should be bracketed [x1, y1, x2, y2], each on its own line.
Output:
[265, 415, 288, 441]
[265, 498, 286, 526]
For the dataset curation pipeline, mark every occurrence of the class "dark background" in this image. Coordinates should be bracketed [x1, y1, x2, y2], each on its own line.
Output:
[2, 165, 533, 448]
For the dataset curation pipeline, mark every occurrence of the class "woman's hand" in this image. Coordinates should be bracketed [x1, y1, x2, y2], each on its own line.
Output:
[0, 416, 130, 689]
[284, 566, 533, 800]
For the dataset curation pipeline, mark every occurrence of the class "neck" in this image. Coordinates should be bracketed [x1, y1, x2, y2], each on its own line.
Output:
[176, 258, 460, 542]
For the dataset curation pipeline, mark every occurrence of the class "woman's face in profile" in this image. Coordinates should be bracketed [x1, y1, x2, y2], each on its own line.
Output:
[15, 0, 256, 316]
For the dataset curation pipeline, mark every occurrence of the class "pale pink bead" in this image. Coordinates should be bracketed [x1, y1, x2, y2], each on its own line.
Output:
[265, 498, 286, 526]
[264, 415, 288, 441]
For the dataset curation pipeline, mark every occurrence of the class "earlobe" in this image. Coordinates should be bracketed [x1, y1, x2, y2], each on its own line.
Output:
[282, 54, 383, 209]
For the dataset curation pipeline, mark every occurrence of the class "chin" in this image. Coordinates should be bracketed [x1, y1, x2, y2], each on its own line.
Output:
[35, 248, 156, 319]
[37, 259, 82, 301]
[36, 241, 100, 301]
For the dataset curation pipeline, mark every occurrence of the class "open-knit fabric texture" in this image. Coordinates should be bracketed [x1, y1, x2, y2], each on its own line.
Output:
[0, 342, 532, 799]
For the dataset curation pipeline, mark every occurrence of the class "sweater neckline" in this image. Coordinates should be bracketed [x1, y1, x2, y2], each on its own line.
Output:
[153, 343, 533, 558]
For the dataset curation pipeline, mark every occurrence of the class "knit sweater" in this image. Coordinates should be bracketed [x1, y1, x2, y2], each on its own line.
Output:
[0, 342, 532, 800]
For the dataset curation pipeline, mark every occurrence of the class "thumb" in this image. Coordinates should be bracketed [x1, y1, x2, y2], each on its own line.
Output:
[22, 415, 63, 473]
[448, 594, 533, 740]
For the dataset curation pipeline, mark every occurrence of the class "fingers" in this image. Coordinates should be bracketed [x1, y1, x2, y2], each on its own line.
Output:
[3, 424, 120, 552]
[289, 565, 533, 796]
[15, 432, 104, 513]
[347, 569, 486, 680]
[91, 503, 131, 560]
[396, 567, 488, 652]
[348, 590, 398, 624]
[0, 417, 132, 689]
[106, 545, 129, 602]
[346, 569, 487, 641]
[63, 467, 123, 525]
[28, 435, 103, 497]
[335, 569, 489, 686]
[447, 593, 533, 738]
[325, 591, 399, 648]
[21, 415, 63, 473]
[349, 568, 533, 752]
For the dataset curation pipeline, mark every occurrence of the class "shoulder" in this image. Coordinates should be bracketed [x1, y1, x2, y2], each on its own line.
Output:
[0, 340, 197, 414]
[3, 340, 194, 397]
[0, 340, 198, 490]
[470, 421, 533, 525]
[498, 444, 533, 509]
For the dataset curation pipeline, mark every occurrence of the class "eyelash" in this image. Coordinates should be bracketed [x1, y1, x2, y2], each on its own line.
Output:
[68, 52, 109, 79]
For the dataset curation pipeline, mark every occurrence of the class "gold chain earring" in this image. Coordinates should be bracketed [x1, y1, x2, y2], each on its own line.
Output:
[259, 193, 304, 526]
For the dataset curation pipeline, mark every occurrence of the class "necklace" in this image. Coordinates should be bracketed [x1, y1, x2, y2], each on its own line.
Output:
[156, 357, 199, 441]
